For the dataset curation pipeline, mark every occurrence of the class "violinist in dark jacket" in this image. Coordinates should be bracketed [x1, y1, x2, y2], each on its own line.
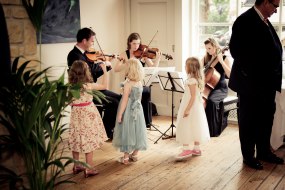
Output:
[229, 0, 283, 170]
[67, 27, 121, 140]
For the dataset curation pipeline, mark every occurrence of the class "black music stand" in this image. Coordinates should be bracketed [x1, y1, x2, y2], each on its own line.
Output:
[143, 68, 167, 140]
[154, 71, 184, 144]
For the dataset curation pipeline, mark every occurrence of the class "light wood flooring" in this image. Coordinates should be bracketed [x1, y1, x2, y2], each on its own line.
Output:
[58, 116, 285, 190]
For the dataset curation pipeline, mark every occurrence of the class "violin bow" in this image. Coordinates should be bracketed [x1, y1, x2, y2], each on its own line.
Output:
[92, 29, 107, 62]
[139, 30, 158, 59]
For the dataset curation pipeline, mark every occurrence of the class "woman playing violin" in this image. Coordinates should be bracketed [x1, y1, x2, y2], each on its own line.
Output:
[114, 32, 162, 127]
[114, 33, 162, 71]
[202, 37, 231, 137]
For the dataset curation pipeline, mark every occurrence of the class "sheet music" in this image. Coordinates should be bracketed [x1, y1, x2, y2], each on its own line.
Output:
[143, 67, 175, 86]
[157, 71, 185, 93]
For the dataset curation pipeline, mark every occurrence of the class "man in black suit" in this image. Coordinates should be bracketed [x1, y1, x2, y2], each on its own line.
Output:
[229, 0, 283, 170]
[67, 27, 121, 140]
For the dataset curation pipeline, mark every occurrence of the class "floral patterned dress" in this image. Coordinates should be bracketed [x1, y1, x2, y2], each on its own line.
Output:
[68, 83, 108, 153]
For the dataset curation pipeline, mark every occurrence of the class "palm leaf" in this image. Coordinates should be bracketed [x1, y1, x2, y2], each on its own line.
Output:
[0, 165, 25, 189]
[21, 0, 48, 32]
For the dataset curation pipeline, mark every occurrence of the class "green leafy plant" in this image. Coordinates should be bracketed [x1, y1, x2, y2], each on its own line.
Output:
[21, 0, 48, 68]
[21, 0, 48, 32]
[0, 57, 105, 189]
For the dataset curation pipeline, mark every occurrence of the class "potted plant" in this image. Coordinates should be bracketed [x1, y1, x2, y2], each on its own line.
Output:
[0, 57, 105, 189]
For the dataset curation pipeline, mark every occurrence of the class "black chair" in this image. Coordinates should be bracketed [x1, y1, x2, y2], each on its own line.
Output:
[221, 96, 239, 132]
[208, 95, 239, 137]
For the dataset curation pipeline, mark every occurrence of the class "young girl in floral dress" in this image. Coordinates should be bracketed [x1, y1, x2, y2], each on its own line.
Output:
[68, 60, 108, 177]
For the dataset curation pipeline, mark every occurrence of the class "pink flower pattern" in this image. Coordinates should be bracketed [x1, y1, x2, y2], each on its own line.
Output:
[68, 92, 108, 153]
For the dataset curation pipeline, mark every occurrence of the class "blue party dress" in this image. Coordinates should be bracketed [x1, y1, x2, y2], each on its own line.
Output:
[112, 82, 148, 153]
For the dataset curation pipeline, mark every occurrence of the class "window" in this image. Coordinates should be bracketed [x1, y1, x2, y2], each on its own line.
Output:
[197, 0, 236, 57]
[197, 0, 285, 59]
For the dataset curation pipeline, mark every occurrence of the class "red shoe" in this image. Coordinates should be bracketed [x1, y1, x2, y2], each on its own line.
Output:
[72, 165, 85, 174]
[84, 168, 99, 178]
[192, 149, 202, 156]
[176, 150, 192, 159]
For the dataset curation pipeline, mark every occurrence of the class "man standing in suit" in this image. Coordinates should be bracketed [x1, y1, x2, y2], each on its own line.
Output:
[229, 0, 283, 170]
[67, 27, 121, 140]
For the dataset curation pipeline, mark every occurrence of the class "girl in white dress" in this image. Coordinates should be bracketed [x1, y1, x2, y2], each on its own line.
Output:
[176, 57, 210, 159]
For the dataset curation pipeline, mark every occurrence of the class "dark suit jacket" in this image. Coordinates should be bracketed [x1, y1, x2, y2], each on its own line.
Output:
[229, 7, 283, 95]
[67, 46, 111, 82]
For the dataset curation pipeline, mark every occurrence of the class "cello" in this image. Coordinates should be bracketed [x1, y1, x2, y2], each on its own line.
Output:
[202, 45, 229, 107]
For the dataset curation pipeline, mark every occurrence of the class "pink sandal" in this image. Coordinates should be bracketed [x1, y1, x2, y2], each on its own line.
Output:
[72, 165, 85, 174]
[118, 156, 129, 165]
[192, 149, 201, 156]
[84, 168, 99, 178]
[129, 154, 138, 162]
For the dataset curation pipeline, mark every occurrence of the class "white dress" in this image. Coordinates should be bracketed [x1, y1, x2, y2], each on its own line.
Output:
[176, 77, 210, 144]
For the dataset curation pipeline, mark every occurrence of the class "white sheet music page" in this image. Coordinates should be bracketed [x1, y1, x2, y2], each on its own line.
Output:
[143, 67, 175, 86]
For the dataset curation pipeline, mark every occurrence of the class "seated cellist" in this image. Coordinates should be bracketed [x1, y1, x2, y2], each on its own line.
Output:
[201, 37, 231, 137]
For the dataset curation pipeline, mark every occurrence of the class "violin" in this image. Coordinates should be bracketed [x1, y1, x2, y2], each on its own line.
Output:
[85, 48, 123, 62]
[133, 44, 173, 60]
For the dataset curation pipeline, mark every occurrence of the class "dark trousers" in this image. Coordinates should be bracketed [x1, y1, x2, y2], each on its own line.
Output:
[94, 90, 121, 139]
[142, 86, 152, 126]
[205, 100, 224, 137]
[238, 91, 276, 160]
[205, 81, 227, 137]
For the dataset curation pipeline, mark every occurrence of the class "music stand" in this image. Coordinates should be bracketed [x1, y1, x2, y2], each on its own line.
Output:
[143, 67, 166, 139]
[154, 71, 184, 144]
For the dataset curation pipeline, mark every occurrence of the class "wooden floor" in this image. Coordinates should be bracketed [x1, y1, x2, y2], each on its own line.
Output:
[58, 116, 285, 190]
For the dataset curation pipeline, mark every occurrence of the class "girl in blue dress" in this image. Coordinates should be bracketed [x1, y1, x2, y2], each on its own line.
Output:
[112, 58, 148, 164]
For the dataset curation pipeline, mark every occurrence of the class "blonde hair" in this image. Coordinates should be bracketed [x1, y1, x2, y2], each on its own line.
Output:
[203, 37, 221, 64]
[68, 60, 93, 84]
[125, 58, 144, 82]
[185, 57, 205, 91]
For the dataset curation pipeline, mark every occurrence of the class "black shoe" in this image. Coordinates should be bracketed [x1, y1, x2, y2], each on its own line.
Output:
[257, 153, 284, 164]
[243, 158, 263, 170]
